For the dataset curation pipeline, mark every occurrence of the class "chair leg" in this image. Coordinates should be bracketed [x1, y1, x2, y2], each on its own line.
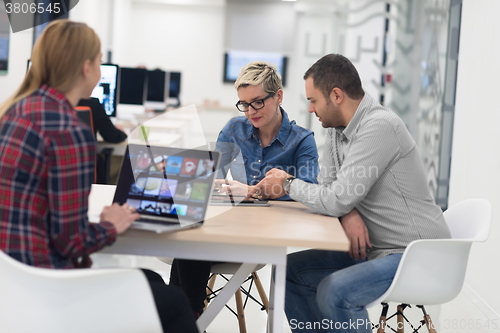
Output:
[205, 274, 217, 311]
[234, 288, 247, 333]
[417, 305, 437, 333]
[397, 304, 405, 333]
[252, 272, 269, 313]
[377, 303, 389, 333]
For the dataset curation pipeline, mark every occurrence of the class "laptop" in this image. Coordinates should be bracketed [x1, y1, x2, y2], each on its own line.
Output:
[113, 143, 220, 233]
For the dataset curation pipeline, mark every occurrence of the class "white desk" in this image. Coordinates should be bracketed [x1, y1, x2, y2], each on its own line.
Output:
[89, 184, 349, 333]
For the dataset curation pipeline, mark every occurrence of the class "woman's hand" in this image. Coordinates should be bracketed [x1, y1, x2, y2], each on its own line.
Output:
[215, 179, 254, 196]
[100, 203, 140, 234]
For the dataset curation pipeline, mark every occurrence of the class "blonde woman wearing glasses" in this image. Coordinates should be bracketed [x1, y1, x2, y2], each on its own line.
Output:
[169, 61, 319, 317]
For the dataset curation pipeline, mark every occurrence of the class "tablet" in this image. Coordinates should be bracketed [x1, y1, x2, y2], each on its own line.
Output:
[210, 197, 270, 207]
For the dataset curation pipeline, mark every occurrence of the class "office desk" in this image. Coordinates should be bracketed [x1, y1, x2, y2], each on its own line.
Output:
[89, 185, 349, 333]
[98, 105, 207, 155]
[97, 132, 183, 156]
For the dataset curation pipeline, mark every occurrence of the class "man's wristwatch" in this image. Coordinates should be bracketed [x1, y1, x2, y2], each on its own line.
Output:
[283, 176, 296, 194]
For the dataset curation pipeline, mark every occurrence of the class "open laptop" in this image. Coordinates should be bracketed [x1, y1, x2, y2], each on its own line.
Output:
[113, 143, 220, 233]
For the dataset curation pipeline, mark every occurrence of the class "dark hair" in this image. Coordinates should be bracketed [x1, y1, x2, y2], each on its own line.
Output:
[304, 54, 364, 100]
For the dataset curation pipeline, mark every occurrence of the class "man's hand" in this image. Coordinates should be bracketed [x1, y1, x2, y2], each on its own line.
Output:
[100, 203, 140, 234]
[340, 208, 371, 260]
[248, 168, 292, 199]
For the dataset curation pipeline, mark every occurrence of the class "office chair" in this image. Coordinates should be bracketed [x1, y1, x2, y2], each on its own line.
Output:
[0, 250, 162, 333]
[367, 198, 492, 333]
[75, 106, 98, 183]
[159, 257, 269, 333]
[75, 106, 114, 184]
[206, 263, 269, 333]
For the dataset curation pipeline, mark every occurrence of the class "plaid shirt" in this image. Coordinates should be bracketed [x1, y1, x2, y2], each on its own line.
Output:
[0, 85, 116, 268]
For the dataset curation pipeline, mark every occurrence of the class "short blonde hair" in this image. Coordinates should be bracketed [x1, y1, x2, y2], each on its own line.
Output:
[0, 20, 101, 118]
[234, 61, 283, 94]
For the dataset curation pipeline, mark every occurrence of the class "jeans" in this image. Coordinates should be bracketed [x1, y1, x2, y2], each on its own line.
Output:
[285, 250, 402, 333]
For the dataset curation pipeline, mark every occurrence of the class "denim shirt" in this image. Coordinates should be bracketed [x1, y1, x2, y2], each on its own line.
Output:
[216, 108, 319, 200]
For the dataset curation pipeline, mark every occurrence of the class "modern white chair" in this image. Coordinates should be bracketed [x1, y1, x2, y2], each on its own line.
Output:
[367, 198, 492, 333]
[159, 256, 269, 333]
[0, 250, 163, 333]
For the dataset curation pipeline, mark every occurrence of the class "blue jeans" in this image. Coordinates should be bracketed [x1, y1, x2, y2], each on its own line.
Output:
[285, 250, 402, 333]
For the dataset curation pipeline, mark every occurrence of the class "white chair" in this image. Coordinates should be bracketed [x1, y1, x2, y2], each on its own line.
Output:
[0, 250, 162, 333]
[159, 257, 269, 333]
[367, 198, 492, 333]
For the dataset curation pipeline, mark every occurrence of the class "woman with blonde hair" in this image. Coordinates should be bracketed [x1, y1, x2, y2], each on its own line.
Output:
[0, 20, 197, 333]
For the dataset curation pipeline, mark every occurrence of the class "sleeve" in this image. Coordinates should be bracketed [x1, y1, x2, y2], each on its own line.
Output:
[318, 129, 337, 185]
[215, 129, 233, 179]
[47, 126, 117, 260]
[275, 131, 319, 201]
[290, 119, 400, 217]
[293, 132, 319, 184]
[215, 120, 247, 181]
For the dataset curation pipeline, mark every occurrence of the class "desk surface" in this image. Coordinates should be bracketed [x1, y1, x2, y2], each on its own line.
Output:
[90, 185, 349, 252]
[90, 184, 349, 332]
[121, 202, 347, 251]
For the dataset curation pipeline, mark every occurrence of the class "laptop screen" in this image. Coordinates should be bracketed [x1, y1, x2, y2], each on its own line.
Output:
[114, 144, 220, 225]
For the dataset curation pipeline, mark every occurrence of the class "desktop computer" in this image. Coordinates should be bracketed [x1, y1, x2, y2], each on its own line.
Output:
[144, 69, 169, 111]
[168, 71, 181, 107]
[118, 67, 148, 115]
[91, 64, 119, 117]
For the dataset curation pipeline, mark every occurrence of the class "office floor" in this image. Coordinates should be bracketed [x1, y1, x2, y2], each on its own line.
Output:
[91, 253, 287, 333]
[91, 254, 495, 333]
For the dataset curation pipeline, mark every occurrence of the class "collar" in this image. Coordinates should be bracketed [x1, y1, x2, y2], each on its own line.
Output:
[38, 84, 74, 109]
[247, 107, 290, 146]
[338, 94, 372, 141]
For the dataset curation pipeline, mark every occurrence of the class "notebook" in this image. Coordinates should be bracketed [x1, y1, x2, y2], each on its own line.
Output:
[113, 143, 220, 233]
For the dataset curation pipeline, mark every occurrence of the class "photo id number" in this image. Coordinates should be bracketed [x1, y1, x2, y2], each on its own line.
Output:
[5, 2, 61, 14]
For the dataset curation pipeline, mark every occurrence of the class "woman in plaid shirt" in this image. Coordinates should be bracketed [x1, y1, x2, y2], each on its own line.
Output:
[0, 20, 197, 333]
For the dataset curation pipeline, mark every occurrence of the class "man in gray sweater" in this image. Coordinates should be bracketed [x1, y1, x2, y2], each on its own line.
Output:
[251, 54, 450, 333]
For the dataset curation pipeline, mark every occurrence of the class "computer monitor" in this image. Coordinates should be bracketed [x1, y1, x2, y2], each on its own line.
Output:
[167, 71, 181, 107]
[0, 6, 8, 73]
[223, 51, 288, 86]
[144, 69, 169, 110]
[169, 72, 181, 99]
[119, 67, 148, 105]
[147, 69, 167, 102]
[91, 64, 119, 117]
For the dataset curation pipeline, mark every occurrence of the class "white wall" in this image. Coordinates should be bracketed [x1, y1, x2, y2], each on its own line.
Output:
[225, 1, 295, 53]
[448, 0, 500, 320]
[0, 29, 32, 103]
[124, 1, 229, 107]
[69, 0, 113, 60]
[70, 0, 312, 127]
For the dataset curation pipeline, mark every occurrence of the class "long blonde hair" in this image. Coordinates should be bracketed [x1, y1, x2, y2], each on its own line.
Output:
[0, 19, 101, 119]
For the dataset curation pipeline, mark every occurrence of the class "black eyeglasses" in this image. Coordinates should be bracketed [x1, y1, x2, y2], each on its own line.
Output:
[235, 93, 275, 112]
